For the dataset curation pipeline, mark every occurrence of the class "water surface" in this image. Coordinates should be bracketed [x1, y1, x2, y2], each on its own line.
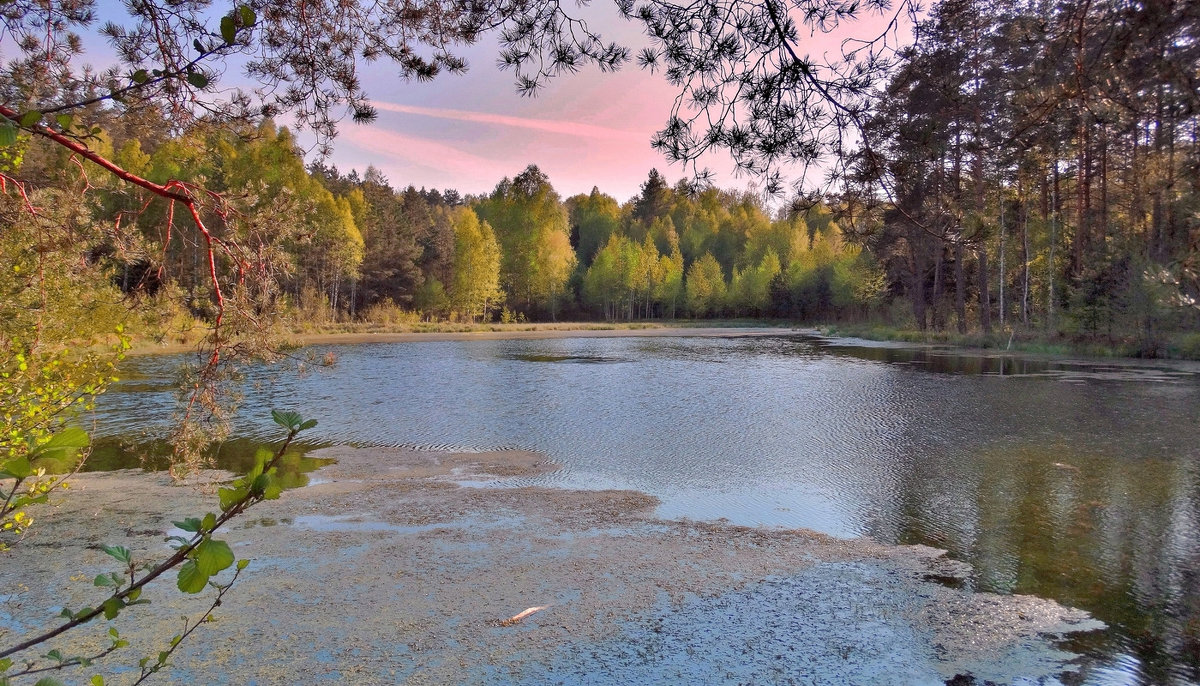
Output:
[97, 333, 1200, 684]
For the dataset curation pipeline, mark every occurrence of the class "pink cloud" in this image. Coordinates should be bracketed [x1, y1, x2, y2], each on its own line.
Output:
[371, 101, 642, 142]
[338, 126, 506, 189]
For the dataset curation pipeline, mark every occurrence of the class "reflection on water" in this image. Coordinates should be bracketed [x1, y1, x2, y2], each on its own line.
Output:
[95, 334, 1200, 684]
[81, 436, 333, 490]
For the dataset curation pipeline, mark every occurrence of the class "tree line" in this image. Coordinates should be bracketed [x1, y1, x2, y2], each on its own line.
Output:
[856, 0, 1199, 351]
[7, 109, 886, 328]
[1, 0, 1195, 349]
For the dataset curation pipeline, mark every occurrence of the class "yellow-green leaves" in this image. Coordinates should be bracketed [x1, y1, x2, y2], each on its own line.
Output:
[27, 427, 89, 464]
[193, 538, 233, 576]
[0, 121, 16, 146]
[0, 456, 31, 480]
[176, 561, 208, 594]
[101, 597, 125, 620]
[177, 537, 234, 593]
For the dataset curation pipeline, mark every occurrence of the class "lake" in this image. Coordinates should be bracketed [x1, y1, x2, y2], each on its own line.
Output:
[97, 332, 1200, 684]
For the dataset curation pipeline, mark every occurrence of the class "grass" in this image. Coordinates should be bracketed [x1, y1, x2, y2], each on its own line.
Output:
[280, 316, 798, 337]
[819, 322, 1200, 361]
[123, 305, 1195, 362]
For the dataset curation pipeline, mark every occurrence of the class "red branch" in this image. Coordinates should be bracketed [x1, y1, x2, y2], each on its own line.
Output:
[0, 104, 231, 364]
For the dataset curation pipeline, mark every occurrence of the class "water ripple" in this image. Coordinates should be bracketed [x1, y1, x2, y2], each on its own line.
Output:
[95, 333, 1200, 685]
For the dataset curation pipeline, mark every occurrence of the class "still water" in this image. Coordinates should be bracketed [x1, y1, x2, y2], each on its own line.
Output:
[97, 333, 1200, 684]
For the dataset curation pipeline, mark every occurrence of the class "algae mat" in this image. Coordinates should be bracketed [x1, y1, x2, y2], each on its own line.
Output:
[0, 447, 1102, 684]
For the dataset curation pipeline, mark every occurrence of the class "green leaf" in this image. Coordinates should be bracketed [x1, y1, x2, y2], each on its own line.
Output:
[172, 517, 202, 533]
[30, 427, 90, 462]
[54, 113, 73, 130]
[93, 574, 116, 587]
[176, 560, 208, 594]
[73, 607, 95, 621]
[236, 558, 249, 571]
[18, 110, 41, 127]
[239, 5, 256, 27]
[0, 122, 16, 146]
[186, 70, 209, 89]
[101, 597, 124, 620]
[44, 649, 62, 662]
[12, 493, 49, 508]
[131, 69, 149, 84]
[193, 538, 234, 576]
[0, 456, 32, 480]
[34, 678, 65, 686]
[91, 675, 105, 686]
[299, 419, 318, 431]
[0, 657, 12, 671]
[271, 409, 302, 430]
[251, 473, 270, 496]
[218, 486, 246, 511]
[100, 545, 131, 564]
[220, 16, 237, 44]
[201, 512, 217, 531]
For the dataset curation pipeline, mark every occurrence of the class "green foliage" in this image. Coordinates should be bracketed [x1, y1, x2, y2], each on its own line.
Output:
[685, 253, 727, 316]
[0, 413, 315, 683]
[0, 185, 131, 549]
[475, 165, 576, 316]
[568, 187, 622, 265]
[729, 248, 781, 316]
[448, 207, 502, 322]
[780, 224, 882, 321]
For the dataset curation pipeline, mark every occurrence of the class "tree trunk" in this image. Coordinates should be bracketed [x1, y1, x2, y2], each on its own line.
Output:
[999, 195, 1006, 327]
[955, 237, 967, 334]
[1021, 192, 1030, 326]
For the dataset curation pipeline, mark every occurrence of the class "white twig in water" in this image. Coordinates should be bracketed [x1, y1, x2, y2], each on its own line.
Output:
[500, 605, 548, 626]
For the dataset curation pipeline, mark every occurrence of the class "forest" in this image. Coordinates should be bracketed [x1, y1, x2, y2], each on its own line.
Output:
[2, 0, 1199, 682]
[3, 0, 1197, 361]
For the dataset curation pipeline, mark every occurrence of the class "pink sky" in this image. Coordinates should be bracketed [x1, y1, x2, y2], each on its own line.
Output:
[327, 6, 912, 202]
[75, 2, 911, 202]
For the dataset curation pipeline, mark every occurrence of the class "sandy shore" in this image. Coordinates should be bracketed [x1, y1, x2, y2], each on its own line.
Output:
[0, 448, 1102, 684]
[127, 325, 813, 356]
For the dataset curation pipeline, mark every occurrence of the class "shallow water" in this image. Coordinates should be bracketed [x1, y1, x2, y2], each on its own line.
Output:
[96, 333, 1200, 684]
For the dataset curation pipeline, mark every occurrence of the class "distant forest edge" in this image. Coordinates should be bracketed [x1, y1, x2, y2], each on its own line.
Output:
[9, 0, 1198, 358]
[19, 118, 1199, 359]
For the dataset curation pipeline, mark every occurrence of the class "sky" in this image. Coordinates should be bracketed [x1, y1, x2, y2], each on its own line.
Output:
[329, 8, 700, 202]
[78, 2, 912, 203]
[331, 6, 912, 202]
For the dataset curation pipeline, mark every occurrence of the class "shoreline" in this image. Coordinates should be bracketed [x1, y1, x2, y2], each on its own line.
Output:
[125, 320, 1200, 369]
[1, 446, 1104, 684]
[127, 324, 813, 356]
